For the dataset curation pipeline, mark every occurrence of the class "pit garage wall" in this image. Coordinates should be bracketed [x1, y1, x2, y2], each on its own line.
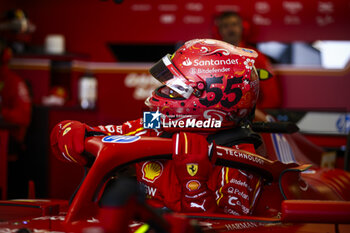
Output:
[275, 65, 350, 111]
[2, 0, 350, 62]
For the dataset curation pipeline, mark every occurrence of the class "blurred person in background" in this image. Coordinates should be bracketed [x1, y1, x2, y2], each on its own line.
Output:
[216, 11, 282, 112]
[0, 9, 33, 198]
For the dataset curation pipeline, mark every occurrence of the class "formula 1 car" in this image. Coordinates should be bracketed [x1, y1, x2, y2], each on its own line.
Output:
[1, 120, 350, 233]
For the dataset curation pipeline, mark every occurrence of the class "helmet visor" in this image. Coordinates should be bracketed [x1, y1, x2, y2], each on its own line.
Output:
[149, 54, 194, 99]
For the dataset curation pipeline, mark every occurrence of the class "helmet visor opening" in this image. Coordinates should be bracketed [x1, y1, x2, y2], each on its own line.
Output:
[157, 85, 186, 100]
[150, 54, 193, 99]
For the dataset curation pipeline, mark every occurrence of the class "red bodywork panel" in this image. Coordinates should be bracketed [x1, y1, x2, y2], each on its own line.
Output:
[281, 200, 350, 224]
[0, 199, 68, 221]
[1, 132, 350, 232]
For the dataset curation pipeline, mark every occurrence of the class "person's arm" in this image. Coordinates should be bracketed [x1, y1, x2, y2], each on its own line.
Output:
[172, 132, 217, 212]
[50, 118, 147, 166]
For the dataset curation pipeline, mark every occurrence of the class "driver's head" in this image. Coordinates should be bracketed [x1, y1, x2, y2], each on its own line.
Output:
[146, 39, 259, 131]
[217, 11, 243, 46]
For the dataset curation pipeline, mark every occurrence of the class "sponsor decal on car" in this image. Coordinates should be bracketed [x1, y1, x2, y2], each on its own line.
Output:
[222, 148, 265, 165]
[102, 135, 141, 143]
[225, 222, 262, 231]
[140, 183, 158, 197]
[141, 161, 164, 183]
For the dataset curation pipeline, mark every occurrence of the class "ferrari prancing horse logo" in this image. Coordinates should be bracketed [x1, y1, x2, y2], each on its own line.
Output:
[187, 163, 198, 176]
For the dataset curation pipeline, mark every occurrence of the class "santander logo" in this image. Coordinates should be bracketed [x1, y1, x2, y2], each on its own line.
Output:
[182, 58, 239, 67]
[182, 58, 192, 66]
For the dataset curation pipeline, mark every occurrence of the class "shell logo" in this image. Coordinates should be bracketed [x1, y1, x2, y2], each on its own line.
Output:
[141, 161, 164, 183]
[186, 180, 201, 191]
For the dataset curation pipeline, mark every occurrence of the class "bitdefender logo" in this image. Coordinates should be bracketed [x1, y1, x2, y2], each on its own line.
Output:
[143, 111, 222, 129]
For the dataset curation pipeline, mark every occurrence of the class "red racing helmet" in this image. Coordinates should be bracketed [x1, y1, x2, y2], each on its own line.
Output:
[146, 39, 259, 130]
